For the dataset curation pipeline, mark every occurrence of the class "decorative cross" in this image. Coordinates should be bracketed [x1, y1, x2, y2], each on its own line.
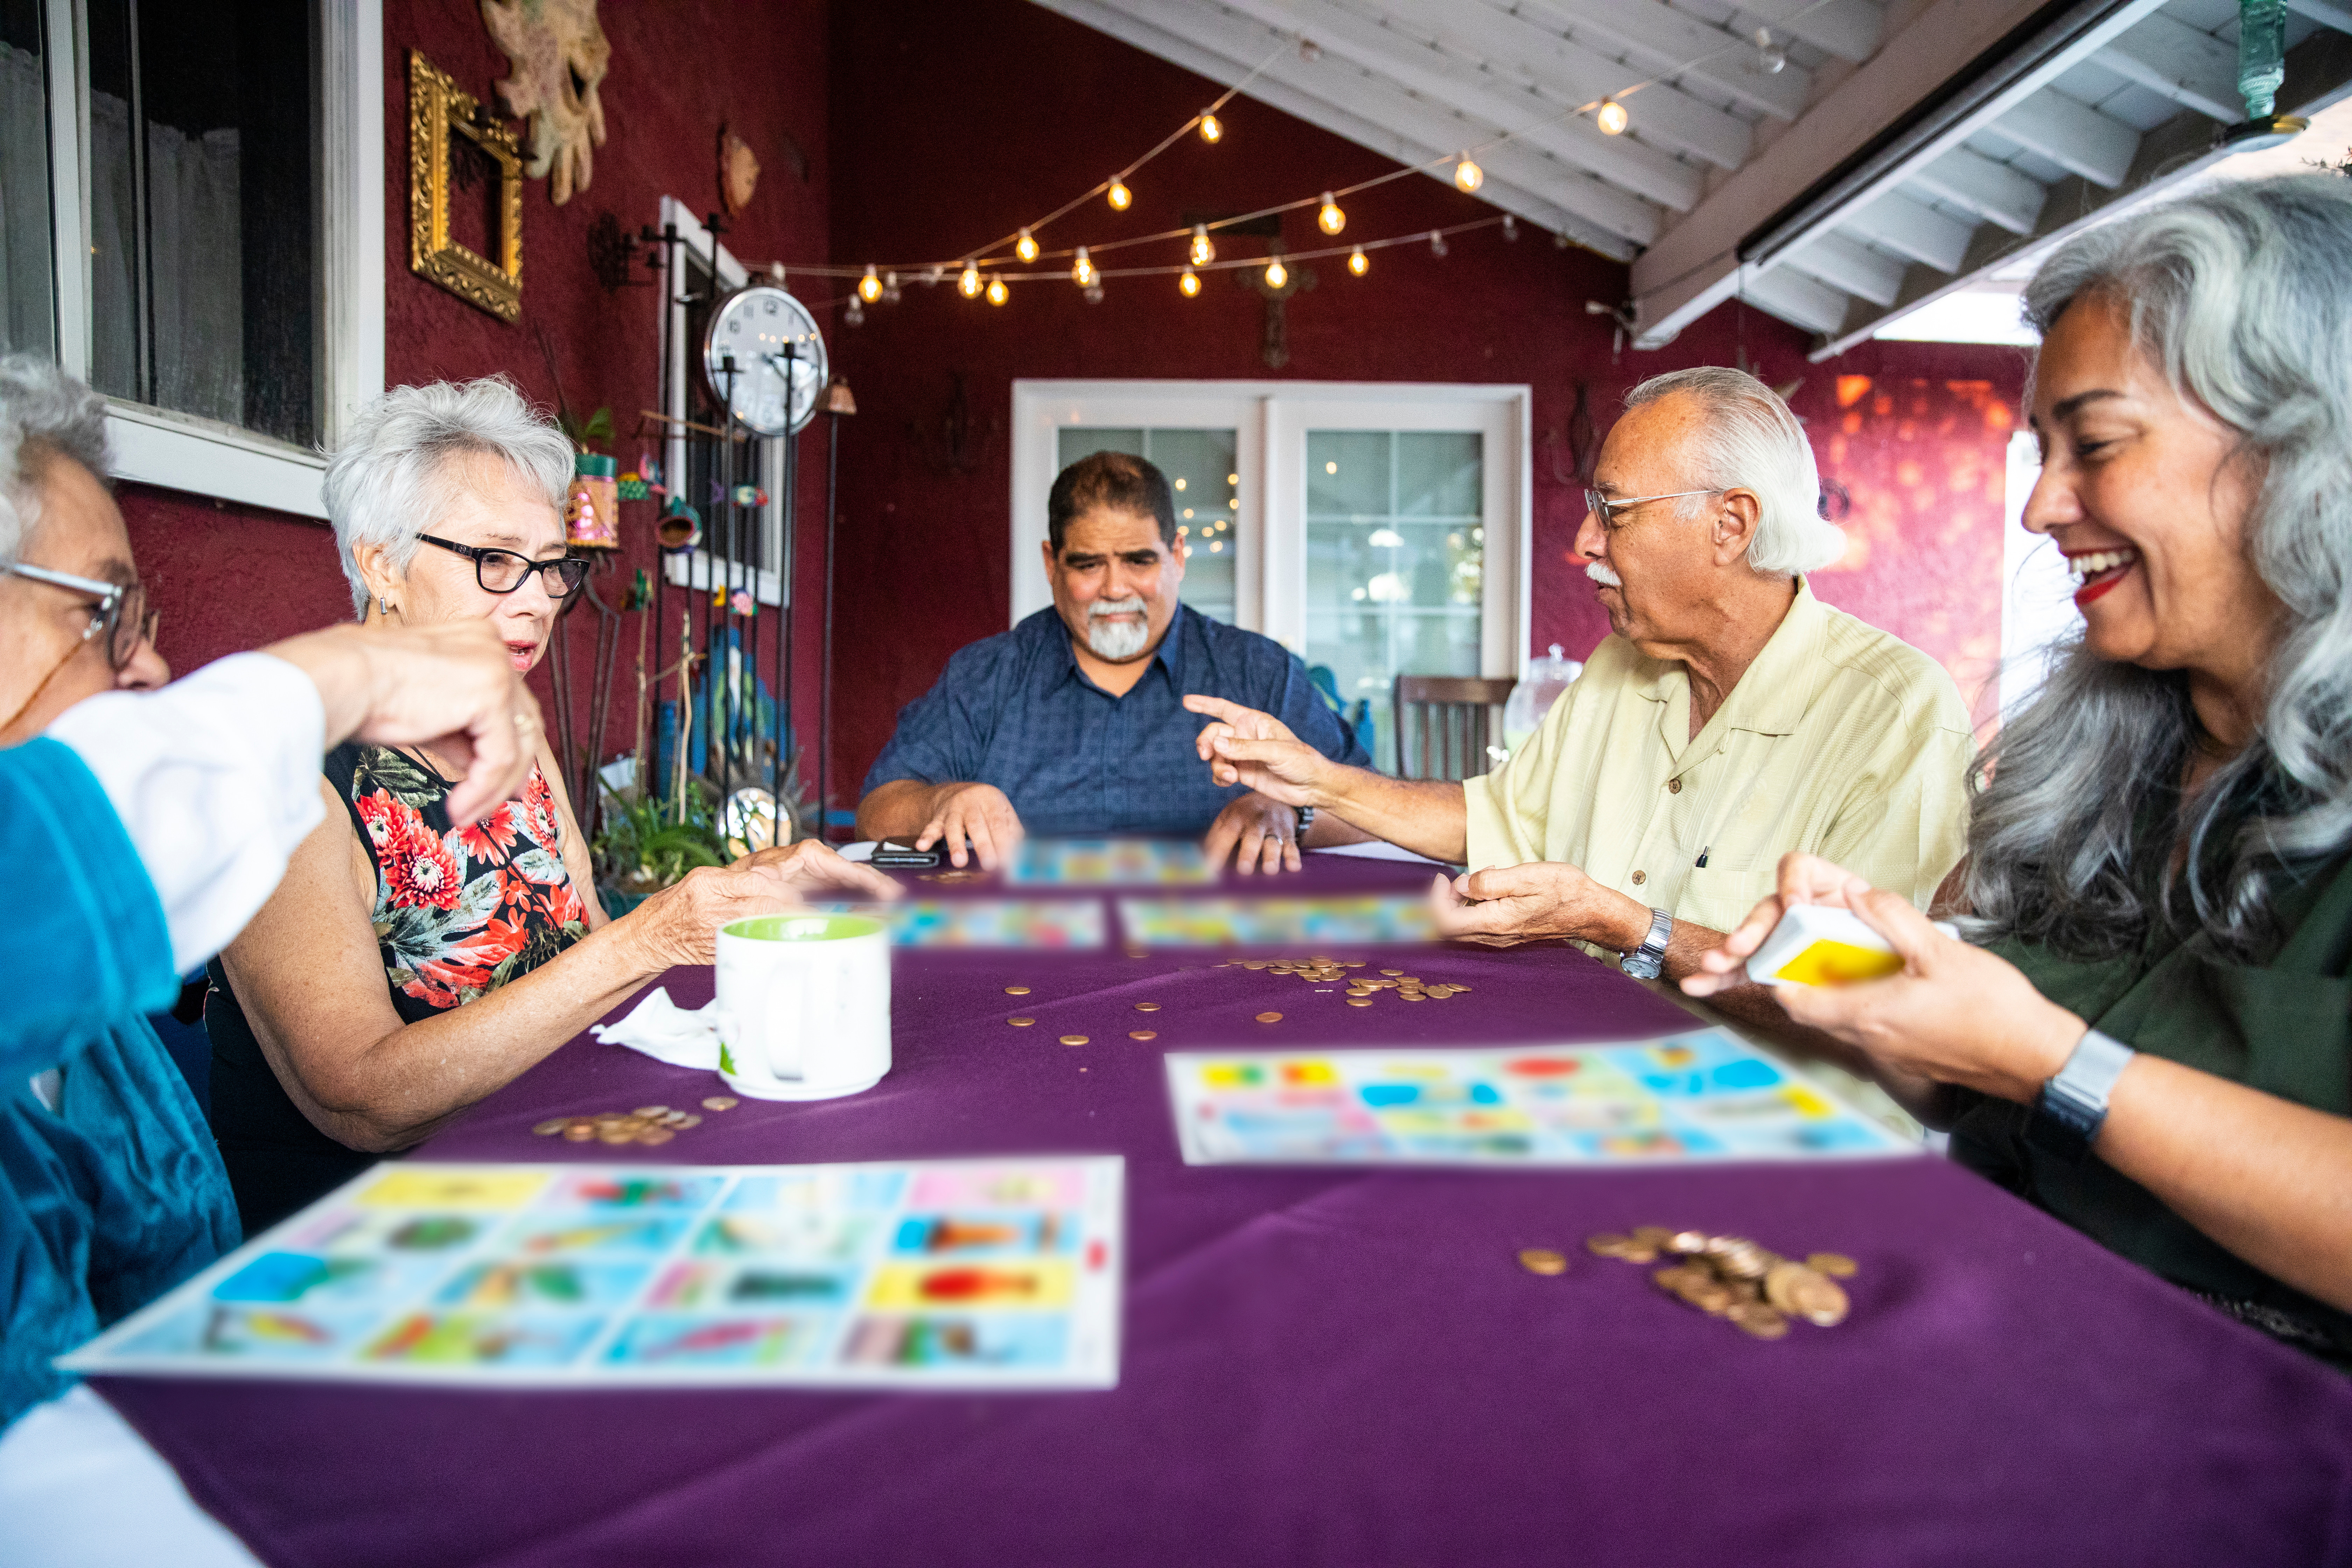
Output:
[1237, 243, 1317, 369]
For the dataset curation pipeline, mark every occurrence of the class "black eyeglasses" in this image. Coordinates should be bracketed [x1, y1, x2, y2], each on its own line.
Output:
[5, 561, 158, 670]
[417, 534, 588, 597]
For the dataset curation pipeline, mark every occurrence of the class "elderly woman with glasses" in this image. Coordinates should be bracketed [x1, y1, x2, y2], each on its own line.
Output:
[1687, 174, 2352, 1366]
[204, 378, 896, 1232]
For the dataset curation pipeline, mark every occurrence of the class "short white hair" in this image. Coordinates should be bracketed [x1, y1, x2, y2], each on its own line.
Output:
[0, 355, 112, 568]
[323, 377, 575, 617]
[1623, 365, 1846, 575]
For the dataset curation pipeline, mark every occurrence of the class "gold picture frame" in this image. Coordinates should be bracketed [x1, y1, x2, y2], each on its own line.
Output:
[408, 51, 523, 322]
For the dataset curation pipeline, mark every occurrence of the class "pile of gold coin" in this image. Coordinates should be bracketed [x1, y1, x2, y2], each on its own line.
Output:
[1584, 1227, 1856, 1341]
[534, 1097, 736, 1148]
[1214, 955, 1470, 1009]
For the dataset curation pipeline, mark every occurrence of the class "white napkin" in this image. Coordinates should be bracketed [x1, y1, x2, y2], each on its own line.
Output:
[589, 986, 722, 1070]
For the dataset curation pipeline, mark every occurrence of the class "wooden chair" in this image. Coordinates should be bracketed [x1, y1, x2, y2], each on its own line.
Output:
[1392, 676, 1516, 780]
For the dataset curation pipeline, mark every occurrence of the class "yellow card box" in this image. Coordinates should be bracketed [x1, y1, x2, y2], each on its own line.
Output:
[1744, 906, 1913, 987]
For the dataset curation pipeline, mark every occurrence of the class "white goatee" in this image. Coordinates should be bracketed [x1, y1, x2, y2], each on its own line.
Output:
[1086, 596, 1152, 659]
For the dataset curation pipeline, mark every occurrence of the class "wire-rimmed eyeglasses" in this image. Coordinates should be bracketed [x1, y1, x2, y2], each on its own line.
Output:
[1583, 486, 1728, 525]
[417, 534, 589, 597]
[5, 560, 158, 670]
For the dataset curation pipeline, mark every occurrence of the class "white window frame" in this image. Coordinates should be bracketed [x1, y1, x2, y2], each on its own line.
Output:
[1010, 379, 1531, 682]
[38, 0, 383, 519]
[656, 194, 784, 606]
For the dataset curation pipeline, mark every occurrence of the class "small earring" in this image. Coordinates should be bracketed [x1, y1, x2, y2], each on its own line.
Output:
[377, 594, 391, 615]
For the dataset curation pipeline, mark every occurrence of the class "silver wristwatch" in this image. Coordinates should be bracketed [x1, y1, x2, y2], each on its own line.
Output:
[2025, 1029, 2136, 1165]
[1620, 907, 1673, 980]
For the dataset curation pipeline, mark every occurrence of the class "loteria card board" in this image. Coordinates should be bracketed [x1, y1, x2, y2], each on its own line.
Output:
[813, 897, 1108, 950]
[63, 1158, 1124, 1390]
[1118, 894, 1438, 948]
[1164, 1031, 1917, 1167]
[1007, 838, 1217, 887]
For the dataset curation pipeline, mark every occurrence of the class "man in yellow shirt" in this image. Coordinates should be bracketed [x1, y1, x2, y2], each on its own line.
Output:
[1186, 366, 1975, 984]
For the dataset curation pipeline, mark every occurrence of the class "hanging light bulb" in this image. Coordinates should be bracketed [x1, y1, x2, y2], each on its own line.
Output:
[986, 275, 1009, 306]
[1502, 215, 1518, 241]
[1596, 99, 1629, 136]
[1264, 256, 1288, 290]
[1749, 27, 1787, 75]
[1179, 268, 1202, 298]
[1190, 225, 1215, 267]
[1108, 178, 1132, 211]
[1015, 228, 1040, 263]
[1083, 281, 1105, 304]
[1072, 246, 1095, 288]
[1199, 111, 1223, 143]
[1317, 192, 1345, 236]
[844, 294, 866, 326]
[1429, 230, 1449, 258]
[959, 261, 982, 298]
[1348, 245, 1368, 276]
[1454, 156, 1484, 194]
[881, 270, 902, 304]
[858, 265, 883, 303]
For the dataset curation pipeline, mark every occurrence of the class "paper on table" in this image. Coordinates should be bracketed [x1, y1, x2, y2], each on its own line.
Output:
[589, 986, 721, 1070]
[59, 1157, 1127, 1390]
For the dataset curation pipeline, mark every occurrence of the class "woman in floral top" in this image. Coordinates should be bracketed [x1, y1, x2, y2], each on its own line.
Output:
[203, 379, 896, 1232]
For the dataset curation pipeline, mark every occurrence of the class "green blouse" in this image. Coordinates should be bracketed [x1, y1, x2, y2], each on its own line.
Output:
[1952, 850, 2352, 1366]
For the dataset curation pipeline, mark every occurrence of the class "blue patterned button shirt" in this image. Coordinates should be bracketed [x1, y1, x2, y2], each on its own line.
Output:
[863, 605, 1371, 838]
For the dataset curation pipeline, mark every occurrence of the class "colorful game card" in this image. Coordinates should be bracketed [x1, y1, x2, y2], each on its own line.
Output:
[1164, 1031, 1918, 1166]
[63, 1158, 1124, 1390]
[1007, 839, 1216, 887]
[1118, 895, 1437, 948]
[811, 898, 1107, 950]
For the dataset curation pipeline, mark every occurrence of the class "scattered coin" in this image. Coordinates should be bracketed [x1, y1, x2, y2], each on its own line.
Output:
[1584, 1232, 1636, 1259]
[1629, 1226, 1675, 1250]
[597, 1128, 635, 1145]
[1346, 998, 1373, 1008]
[1125, 948, 1149, 959]
[1400, 992, 1426, 1002]
[1728, 1302, 1790, 1340]
[638, 1126, 675, 1146]
[1518, 1247, 1568, 1276]
[562, 1123, 595, 1142]
[1380, 969, 1403, 976]
[1254, 1011, 1283, 1023]
[1807, 1252, 1858, 1278]
[634, 1106, 669, 1118]
[1129, 1030, 1157, 1041]
[1596, 1227, 1859, 1339]
[532, 1119, 567, 1137]
[1135, 1003, 1161, 1012]
[1004, 986, 1032, 995]
[674, 1114, 702, 1129]
[702, 1096, 738, 1111]
[1008, 1017, 1036, 1027]
[1059, 1034, 1089, 1046]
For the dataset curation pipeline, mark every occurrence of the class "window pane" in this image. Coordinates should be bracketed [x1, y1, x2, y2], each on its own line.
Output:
[85, 0, 316, 443]
[1056, 425, 1238, 624]
[1304, 429, 1484, 772]
[0, 0, 54, 360]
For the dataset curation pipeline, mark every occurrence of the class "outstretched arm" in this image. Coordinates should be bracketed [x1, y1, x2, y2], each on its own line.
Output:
[855, 778, 1024, 870]
[1184, 694, 1468, 863]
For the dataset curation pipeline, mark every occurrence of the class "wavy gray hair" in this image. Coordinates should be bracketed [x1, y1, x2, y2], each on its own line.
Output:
[1623, 365, 1847, 575]
[0, 355, 112, 568]
[1961, 173, 2352, 960]
[324, 376, 574, 618]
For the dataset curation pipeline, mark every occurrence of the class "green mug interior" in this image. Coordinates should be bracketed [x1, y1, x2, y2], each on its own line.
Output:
[722, 913, 884, 943]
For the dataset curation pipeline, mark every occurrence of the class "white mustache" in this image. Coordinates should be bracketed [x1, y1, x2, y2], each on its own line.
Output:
[1090, 596, 1146, 619]
[1585, 561, 1623, 588]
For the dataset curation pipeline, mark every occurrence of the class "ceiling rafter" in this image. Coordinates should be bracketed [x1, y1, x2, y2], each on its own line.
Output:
[1030, 0, 1644, 258]
[1211, 0, 1707, 207]
[1733, 0, 1884, 63]
[2093, 11, 2243, 122]
[1505, 0, 1814, 121]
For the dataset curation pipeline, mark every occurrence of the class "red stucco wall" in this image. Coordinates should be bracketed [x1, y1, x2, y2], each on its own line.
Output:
[822, 0, 2024, 806]
[122, 0, 833, 803]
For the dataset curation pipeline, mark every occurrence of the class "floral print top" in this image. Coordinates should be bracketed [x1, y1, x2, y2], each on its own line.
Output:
[336, 742, 589, 1011]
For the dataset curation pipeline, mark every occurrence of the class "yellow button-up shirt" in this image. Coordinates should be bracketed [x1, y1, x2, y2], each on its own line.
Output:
[1463, 581, 1975, 950]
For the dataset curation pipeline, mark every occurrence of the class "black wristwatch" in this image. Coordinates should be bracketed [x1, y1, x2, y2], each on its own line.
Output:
[2024, 1029, 2136, 1165]
[1294, 804, 1315, 838]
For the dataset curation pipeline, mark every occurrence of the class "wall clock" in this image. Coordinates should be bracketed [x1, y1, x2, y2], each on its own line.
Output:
[701, 286, 826, 437]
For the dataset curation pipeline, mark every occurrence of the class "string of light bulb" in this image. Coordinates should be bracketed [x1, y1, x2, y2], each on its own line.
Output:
[781, 0, 1844, 301]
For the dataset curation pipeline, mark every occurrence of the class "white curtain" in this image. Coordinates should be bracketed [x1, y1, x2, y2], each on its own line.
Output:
[0, 40, 52, 359]
[90, 90, 242, 425]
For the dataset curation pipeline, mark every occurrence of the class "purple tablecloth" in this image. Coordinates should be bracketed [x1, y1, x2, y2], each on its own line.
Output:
[99, 855, 2352, 1566]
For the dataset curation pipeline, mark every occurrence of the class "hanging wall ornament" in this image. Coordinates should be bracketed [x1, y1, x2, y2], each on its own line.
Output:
[720, 127, 761, 216]
[480, 0, 610, 206]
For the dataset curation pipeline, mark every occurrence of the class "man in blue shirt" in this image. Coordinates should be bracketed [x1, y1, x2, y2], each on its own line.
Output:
[856, 451, 1371, 872]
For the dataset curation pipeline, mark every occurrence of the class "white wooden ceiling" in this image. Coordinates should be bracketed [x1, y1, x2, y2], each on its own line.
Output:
[1033, 0, 2352, 351]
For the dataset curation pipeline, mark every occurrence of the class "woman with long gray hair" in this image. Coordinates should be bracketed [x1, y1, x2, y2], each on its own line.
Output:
[1685, 173, 2352, 1366]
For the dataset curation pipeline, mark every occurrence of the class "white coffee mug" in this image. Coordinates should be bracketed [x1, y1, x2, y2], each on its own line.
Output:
[712, 912, 891, 1101]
